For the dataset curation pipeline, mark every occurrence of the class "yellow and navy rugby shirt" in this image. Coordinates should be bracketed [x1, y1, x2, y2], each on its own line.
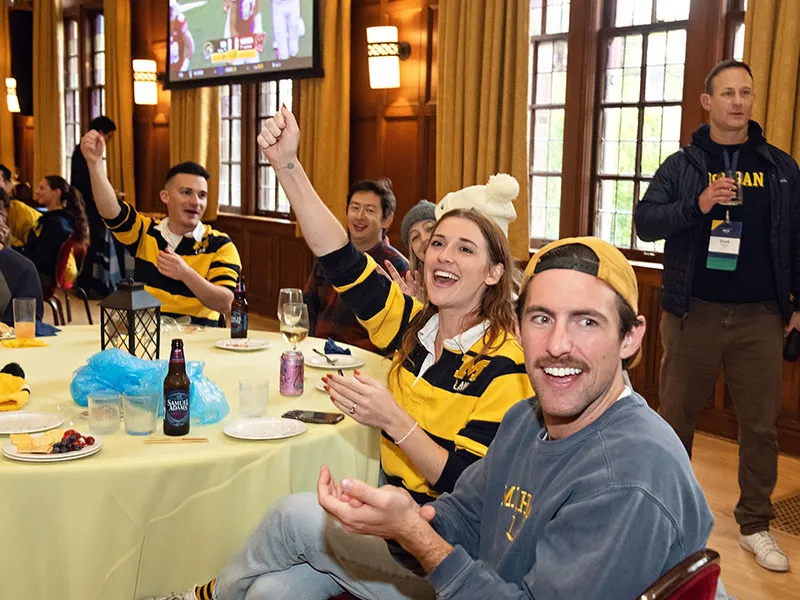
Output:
[320, 243, 533, 504]
[103, 201, 241, 326]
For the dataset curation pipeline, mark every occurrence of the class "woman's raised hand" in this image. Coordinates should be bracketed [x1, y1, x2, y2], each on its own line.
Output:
[257, 105, 300, 169]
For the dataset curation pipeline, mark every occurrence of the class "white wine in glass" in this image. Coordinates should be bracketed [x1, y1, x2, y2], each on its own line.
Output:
[277, 288, 303, 322]
[280, 302, 309, 350]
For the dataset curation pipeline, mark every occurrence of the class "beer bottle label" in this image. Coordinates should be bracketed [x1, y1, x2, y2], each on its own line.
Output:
[231, 311, 248, 336]
[165, 390, 190, 428]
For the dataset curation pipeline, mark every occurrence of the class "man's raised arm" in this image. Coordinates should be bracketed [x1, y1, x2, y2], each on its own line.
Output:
[79, 131, 121, 221]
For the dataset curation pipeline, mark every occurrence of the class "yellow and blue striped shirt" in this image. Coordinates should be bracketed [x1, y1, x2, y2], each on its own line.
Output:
[321, 242, 533, 503]
[103, 201, 241, 326]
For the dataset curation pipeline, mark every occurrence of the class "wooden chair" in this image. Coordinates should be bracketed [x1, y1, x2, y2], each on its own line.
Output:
[44, 239, 93, 326]
[637, 549, 721, 600]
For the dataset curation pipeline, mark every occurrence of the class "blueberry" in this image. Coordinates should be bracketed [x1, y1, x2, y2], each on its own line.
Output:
[52, 446, 61, 454]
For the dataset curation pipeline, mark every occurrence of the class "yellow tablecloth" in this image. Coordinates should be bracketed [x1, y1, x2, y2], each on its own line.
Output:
[0, 325, 385, 599]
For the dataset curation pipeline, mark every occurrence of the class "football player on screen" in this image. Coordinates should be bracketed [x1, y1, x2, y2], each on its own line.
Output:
[272, 0, 304, 60]
[169, 0, 194, 72]
[223, 0, 265, 38]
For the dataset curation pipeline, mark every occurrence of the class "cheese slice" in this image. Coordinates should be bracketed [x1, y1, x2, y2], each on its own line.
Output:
[10, 429, 63, 454]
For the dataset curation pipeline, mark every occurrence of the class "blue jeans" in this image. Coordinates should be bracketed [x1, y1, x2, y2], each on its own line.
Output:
[213, 492, 435, 600]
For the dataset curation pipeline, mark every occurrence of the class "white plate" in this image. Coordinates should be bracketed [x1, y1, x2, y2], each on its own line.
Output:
[2, 438, 103, 463]
[223, 417, 307, 441]
[215, 339, 272, 352]
[305, 353, 364, 370]
[0, 412, 64, 435]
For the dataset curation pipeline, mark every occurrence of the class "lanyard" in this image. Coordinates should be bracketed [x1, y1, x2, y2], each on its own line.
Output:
[723, 149, 739, 177]
[723, 149, 740, 223]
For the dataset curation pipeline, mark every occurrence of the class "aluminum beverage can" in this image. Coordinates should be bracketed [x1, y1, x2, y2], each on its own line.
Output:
[280, 350, 304, 396]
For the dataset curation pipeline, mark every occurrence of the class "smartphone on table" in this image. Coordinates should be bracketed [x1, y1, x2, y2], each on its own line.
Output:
[282, 410, 344, 425]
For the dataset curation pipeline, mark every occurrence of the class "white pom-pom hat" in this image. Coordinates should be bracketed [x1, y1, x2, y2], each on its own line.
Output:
[434, 173, 519, 237]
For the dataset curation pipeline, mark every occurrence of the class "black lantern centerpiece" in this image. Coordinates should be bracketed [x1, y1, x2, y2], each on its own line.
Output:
[100, 278, 162, 359]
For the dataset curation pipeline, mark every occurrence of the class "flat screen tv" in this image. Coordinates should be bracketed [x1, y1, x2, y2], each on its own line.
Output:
[164, 0, 321, 90]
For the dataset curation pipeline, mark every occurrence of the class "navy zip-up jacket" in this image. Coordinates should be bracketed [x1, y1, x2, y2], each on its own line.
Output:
[635, 121, 800, 319]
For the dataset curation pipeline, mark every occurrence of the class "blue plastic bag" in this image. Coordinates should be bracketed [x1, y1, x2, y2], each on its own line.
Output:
[70, 348, 229, 425]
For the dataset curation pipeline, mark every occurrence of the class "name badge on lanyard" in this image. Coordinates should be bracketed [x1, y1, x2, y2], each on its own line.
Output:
[706, 218, 742, 271]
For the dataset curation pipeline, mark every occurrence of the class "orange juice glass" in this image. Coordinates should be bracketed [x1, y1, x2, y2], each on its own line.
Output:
[12, 298, 36, 339]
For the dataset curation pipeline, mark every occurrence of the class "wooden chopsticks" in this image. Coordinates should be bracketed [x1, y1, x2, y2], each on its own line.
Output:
[144, 437, 209, 444]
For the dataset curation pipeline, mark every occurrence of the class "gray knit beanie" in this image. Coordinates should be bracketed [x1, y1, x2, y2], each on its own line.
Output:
[400, 199, 437, 250]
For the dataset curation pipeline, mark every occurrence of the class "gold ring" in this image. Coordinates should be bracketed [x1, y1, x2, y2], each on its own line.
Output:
[349, 404, 356, 415]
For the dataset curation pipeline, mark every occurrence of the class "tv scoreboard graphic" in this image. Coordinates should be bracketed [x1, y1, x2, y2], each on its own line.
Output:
[203, 34, 266, 63]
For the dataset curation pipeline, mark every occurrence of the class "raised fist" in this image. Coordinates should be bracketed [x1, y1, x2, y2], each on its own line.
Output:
[256, 105, 300, 170]
[80, 130, 105, 166]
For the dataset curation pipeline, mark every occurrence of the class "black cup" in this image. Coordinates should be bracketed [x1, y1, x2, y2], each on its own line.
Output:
[783, 329, 800, 362]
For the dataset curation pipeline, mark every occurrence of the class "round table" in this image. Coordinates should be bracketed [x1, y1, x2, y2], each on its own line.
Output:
[0, 325, 386, 599]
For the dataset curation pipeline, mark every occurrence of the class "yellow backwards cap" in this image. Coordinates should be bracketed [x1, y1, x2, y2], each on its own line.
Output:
[521, 236, 641, 368]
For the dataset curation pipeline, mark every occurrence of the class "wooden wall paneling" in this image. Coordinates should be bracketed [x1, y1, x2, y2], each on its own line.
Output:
[215, 215, 314, 317]
[12, 114, 34, 185]
[628, 264, 664, 405]
[383, 115, 420, 248]
[680, 0, 726, 146]
[350, 0, 437, 249]
[559, 0, 602, 239]
[132, 0, 170, 212]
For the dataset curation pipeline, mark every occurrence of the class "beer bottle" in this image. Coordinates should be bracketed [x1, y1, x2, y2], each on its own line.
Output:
[164, 338, 191, 436]
[231, 276, 248, 339]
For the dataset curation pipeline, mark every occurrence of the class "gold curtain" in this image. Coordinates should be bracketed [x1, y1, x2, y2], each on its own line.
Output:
[437, 0, 530, 259]
[744, 0, 800, 161]
[170, 87, 220, 219]
[298, 0, 351, 222]
[0, 5, 14, 172]
[104, 0, 136, 206]
[33, 0, 65, 182]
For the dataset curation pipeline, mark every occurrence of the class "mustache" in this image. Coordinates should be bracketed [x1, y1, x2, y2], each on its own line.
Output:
[535, 357, 590, 372]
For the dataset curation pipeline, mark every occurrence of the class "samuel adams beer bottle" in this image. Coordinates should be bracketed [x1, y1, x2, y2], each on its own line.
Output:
[231, 276, 248, 339]
[164, 338, 191, 436]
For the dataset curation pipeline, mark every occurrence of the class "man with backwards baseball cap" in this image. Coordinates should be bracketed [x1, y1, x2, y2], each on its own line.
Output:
[317, 237, 723, 599]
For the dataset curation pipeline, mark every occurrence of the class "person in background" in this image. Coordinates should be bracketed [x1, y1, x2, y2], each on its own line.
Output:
[0, 164, 13, 195]
[6, 188, 41, 249]
[318, 237, 727, 600]
[11, 182, 35, 208]
[81, 131, 241, 326]
[19, 176, 88, 295]
[635, 59, 799, 573]
[384, 198, 436, 302]
[304, 178, 408, 352]
[0, 188, 44, 325]
[70, 115, 119, 297]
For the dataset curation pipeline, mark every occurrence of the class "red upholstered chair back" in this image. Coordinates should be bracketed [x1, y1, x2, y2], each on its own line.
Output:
[637, 549, 721, 600]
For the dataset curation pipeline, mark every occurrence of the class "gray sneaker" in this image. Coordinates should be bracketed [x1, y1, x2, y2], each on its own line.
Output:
[739, 531, 790, 572]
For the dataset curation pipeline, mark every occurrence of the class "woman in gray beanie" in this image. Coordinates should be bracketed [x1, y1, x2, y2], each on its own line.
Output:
[385, 199, 436, 301]
[401, 199, 436, 272]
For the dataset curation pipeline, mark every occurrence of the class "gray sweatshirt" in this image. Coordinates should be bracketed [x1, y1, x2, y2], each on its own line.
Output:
[424, 392, 714, 599]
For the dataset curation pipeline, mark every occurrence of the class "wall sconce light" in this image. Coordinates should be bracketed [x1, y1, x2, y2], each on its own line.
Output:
[132, 59, 158, 105]
[5, 78, 20, 113]
[366, 26, 411, 89]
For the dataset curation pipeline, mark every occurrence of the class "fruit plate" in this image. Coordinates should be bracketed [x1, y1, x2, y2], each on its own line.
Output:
[223, 417, 307, 441]
[215, 339, 272, 352]
[2, 438, 103, 463]
[304, 353, 364, 369]
[0, 412, 64, 435]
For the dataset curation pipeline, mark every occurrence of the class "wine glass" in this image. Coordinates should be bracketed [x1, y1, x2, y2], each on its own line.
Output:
[277, 288, 303, 322]
[280, 302, 309, 351]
